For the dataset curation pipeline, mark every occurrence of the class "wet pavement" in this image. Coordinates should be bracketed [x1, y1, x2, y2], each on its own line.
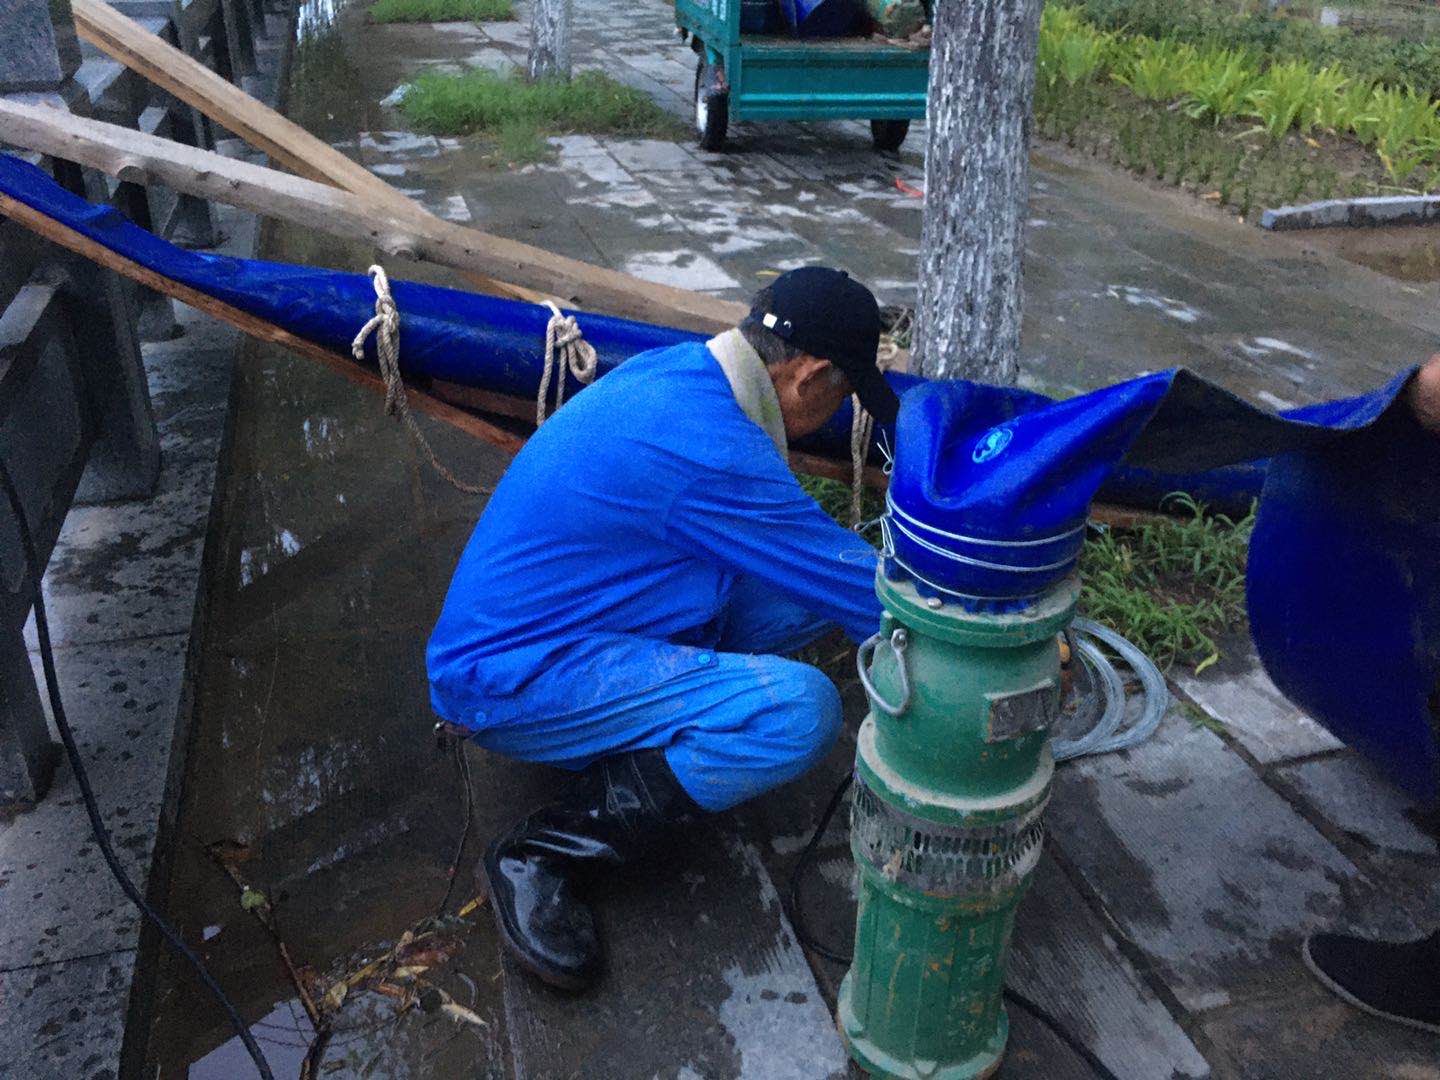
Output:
[132, 0, 1440, 1077]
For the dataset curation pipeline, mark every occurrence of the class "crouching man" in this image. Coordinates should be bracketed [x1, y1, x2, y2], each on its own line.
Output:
[427, 267, 897, 990]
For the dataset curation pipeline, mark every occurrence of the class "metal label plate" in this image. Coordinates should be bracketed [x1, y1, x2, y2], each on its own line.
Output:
[986, 681, 1060, 743]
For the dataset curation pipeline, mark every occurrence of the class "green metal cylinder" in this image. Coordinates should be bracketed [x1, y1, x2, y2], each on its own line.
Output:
[837, 572, 1079, 1080]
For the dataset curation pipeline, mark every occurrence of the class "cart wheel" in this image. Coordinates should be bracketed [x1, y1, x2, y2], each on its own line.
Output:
[694, 59, 729, 152]
[871, 119, 910, 153]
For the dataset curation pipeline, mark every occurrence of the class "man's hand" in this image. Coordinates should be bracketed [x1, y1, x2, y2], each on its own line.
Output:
[1406, 353, 1440, 434]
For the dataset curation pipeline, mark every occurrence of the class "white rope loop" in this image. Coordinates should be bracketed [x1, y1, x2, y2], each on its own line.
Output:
[848, 317, 906, 527]
[536, 301, 598, 426]
[351, 265, 490, 495]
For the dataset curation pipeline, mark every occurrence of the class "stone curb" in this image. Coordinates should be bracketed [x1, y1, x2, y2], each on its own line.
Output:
[1261, 194, 1440, 231]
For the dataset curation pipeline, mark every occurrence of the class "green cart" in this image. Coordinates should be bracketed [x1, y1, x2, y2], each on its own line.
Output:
[673, 0, 930, 152]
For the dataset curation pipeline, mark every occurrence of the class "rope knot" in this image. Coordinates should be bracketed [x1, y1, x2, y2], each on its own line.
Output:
[536, 300, 597, 425]
[350, 265, 490, 495]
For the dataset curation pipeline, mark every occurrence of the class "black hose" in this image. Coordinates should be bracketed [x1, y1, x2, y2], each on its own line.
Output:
[786, 771, 1121, 1080]
[0, 457, 274, 1080]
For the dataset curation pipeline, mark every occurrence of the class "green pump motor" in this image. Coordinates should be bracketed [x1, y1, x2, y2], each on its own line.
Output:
[837, 569, 1078, 1080]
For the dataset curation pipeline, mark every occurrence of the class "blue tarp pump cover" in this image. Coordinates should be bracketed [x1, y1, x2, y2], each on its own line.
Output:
[1, 152, 1433, 805]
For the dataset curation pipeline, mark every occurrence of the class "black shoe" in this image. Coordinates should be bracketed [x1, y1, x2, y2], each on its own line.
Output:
[480, 749, 698, 992]
[1303, 928, 1440, 1035]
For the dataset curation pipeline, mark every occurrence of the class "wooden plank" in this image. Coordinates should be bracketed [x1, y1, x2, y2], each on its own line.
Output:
[0, 97, 747, 333]
[0, 188, 526, 460]
[499, 831, 849, 1080]
[64, 0, 750, 331]
[1045, 704, 1362, 1012]
[72, 0, 425, 216]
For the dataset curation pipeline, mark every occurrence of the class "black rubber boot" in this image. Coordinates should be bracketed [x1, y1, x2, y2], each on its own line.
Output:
[480, 748, 699, 991]
[1303, 928, 1440, 1034]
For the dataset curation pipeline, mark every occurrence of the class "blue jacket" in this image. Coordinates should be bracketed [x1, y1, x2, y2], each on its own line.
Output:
[427, 341, 882, 726]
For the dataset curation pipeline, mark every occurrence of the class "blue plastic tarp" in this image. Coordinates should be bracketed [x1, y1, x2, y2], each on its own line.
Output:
[885, 368, 1437, 805]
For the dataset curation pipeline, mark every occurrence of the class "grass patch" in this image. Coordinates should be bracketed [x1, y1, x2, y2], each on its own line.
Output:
[800, 473, 885, 534]
[370, 0, 513, 23]
[400, 69, 687, 156]
[1079, 494, 1254, 673]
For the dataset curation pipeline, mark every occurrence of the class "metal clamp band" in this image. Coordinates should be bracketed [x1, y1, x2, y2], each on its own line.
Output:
[857, 627, 912, 717]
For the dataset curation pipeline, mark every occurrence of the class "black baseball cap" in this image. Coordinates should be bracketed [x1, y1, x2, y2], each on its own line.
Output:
[751, 267, 901, 425]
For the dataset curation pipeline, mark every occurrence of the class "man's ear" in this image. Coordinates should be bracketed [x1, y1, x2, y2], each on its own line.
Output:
[793, 356, 835, 392]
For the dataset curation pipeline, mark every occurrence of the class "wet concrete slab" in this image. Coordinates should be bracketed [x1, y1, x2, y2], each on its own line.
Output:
[501, 833, 848, 1080]
[1172, 642, 1344, 765]
[1, 947, 135, 1080]
[1046, 707, 1365, 1013]
[1278, 755, 1438, 858]
[2, 636, 184, 967]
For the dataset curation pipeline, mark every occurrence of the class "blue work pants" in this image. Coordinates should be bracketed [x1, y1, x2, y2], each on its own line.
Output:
[467, 575, 843, 811]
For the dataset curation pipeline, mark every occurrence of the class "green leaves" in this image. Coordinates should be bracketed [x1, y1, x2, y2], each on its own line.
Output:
[1111, 37, 1196, 101]
[1038, 6, 1115, 90]
[1043, 3, 1440, 192]
[369, 0, 513, 22]
[1182, 49, 1259, 126]
[1245, 59, 1316, 140]
[1079, 495, 1255, 673]
[400, 69, 688, 149]
[239, 886, 268, 911]
[1368, 84, 1440, 185]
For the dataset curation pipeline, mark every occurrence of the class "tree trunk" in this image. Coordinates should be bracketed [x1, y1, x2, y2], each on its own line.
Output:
[910, 0, 1043, 384]
[527, 0, 572, 81]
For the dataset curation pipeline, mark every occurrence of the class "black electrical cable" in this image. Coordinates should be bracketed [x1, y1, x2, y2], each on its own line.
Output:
[786, 772, 1122, 1080]
[0, 457, 274, 1080]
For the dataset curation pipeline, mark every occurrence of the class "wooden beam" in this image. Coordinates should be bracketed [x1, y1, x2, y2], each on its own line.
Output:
[78, 0, 540, 301]
[0, 99, 748, 333]
[64, 0, 748, 331]
[71, 0, 424, 217]
[0, 188, 526, 460]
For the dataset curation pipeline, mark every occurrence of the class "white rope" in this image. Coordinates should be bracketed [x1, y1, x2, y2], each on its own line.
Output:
[849, 396, 874, 527]
[848, 326, 905, 526]
[351, 265, 490, 495]
[535, 300, 598, 426]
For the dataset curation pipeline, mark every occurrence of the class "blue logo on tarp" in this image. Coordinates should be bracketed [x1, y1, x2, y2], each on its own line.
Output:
[972, 426, 1014, 463]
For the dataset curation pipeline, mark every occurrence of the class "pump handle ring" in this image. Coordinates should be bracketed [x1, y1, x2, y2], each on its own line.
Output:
[857, 628, 912, 718]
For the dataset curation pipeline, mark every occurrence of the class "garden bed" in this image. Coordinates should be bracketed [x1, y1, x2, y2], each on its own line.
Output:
[1035, 1, 1440, 221]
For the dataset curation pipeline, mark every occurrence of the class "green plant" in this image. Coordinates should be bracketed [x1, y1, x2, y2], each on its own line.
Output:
[1301, 63, 1353, 132]
[496, 117, 548, 163]
[1368, 84, 1440, 185]
[1112, 37, 1196, 101]
[1079, 494, 1255, 672]
[1182, 48, 1259, 126]
[370, 0, 512, 22]
[800, 474, 884, 535]
[1246, 59, 1318, 140]
[1038, 6, 1115, 89]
